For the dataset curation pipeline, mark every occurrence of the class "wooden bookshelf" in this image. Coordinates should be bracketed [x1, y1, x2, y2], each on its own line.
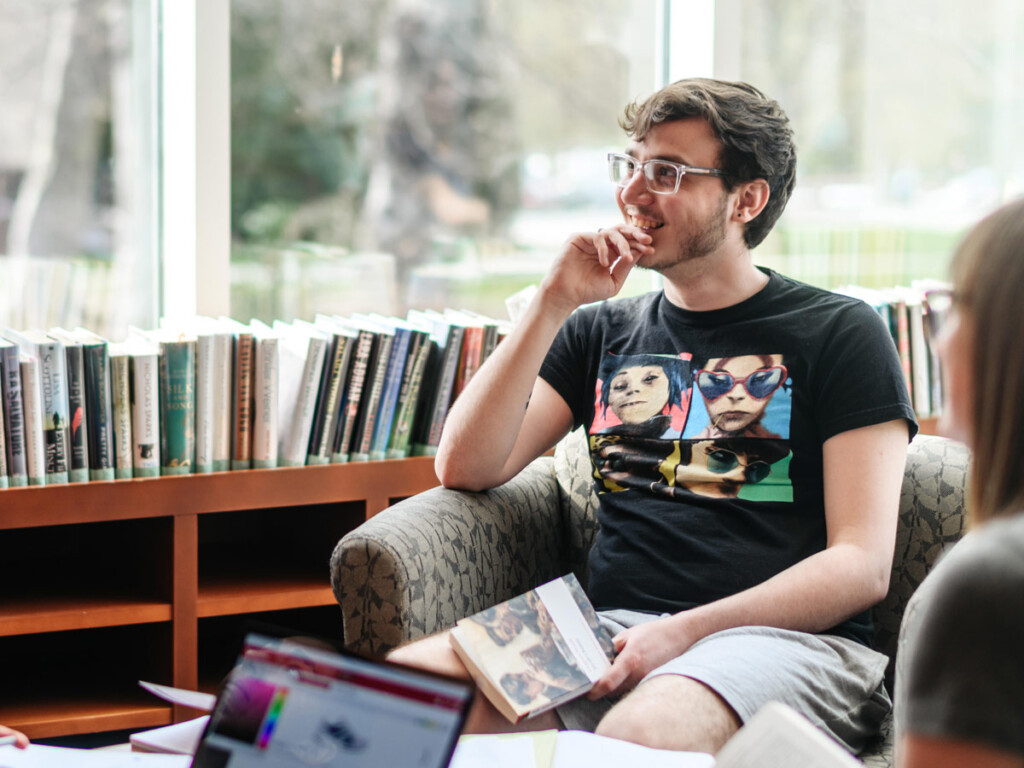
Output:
[0, 458, 439, 739]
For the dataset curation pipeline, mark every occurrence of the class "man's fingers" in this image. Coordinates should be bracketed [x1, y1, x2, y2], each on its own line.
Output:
[594, 234, 611, 268]
[606, 230, 634, 260]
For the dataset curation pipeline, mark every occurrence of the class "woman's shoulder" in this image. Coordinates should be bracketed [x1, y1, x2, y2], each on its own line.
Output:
[904, 513, 1024, 649]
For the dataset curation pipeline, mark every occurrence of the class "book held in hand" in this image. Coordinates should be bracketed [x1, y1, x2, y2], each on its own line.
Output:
[449, 573, 616, 724]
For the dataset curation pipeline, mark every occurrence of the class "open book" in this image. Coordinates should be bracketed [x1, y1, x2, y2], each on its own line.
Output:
[449, 574, 616, 723]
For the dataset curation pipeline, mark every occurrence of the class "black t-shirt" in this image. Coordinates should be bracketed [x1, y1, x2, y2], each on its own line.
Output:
[539, 269, 917, 645]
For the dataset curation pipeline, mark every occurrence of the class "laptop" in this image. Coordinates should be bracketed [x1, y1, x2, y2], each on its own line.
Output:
[192, 627, 474, 768]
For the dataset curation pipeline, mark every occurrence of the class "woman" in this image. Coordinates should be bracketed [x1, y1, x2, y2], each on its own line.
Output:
[896, 198, 1024, 767]
[0, 725, 29, 749]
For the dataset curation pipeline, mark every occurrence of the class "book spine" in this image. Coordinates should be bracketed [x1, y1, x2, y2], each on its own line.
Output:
[38, 340, 70, 484]
[63, 343, 90, 482]
[0, 371, 7, 488]
[1, 346, 28, 486]
[212, 333, 233, 472]
[306, 335, 342, 466]
[386, 333, 430, 459]
[110, 354, 134, 479]
[350, 334, 392, 462]
[480, 324, 498, 364]
[311, 334, 352, 464]
[324, 336, 355, 460]
[892, 300, 912, 397]
[454, 326, 484, 399]
[908, 302, 931, 417]
[409, 338, 441, 452]
[330, 330, 374, 463]
[414, 325, 464, 455]
[231, 333, 254, 470]
[83, 342, 115, 481]
[194, 335, 216, 474]
[280, 336, 327, 467]
[369, 329, 412, 460]
[21, 357, 46, 486]
[131, 353, 160, 478]
[251, 335, 279, 469]
[159, 341, 196, 476]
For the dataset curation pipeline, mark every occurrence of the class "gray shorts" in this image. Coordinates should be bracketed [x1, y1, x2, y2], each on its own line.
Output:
[556, 610, 892, 754]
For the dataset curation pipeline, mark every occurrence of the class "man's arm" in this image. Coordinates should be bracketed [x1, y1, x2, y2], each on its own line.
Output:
[589, 418, 910, 696]
[435, 224, 653, 491]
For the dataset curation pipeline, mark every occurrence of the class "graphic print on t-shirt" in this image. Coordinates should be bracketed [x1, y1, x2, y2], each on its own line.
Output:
[590, 351, 793, 502]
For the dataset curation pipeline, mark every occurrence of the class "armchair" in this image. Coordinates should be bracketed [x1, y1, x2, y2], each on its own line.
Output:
[330, 429, 969, 766]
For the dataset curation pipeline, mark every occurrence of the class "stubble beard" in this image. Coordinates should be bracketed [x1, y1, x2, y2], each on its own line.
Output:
[636, 193, 731, 275]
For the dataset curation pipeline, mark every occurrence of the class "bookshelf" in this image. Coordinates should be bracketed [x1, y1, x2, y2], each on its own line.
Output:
[0, 458, 439, 739]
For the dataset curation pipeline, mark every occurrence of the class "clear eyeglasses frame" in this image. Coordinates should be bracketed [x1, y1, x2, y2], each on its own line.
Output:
[607, 152, 725, 195]
[922, 286, 959, 341]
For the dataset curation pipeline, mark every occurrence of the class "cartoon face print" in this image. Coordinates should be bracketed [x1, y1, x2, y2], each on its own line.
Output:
[607, 365, 670, 425]
[694, 354, 786, 438]
[674, 439, 788, 498]
[594, 352, 691, 437]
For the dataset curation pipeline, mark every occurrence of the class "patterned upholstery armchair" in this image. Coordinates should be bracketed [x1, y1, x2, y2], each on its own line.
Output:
[330, 430, 970, 766]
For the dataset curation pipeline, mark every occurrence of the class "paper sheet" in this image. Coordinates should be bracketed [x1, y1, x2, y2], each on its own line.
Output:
[552, 731, 715, 768]
[0, 744, 191, 768]
[448, 730, 714, 768]
[138, 681, 216, 712]
[449, 733, 540, 768]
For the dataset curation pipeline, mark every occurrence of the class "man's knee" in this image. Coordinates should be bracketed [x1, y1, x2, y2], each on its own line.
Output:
[386, 630, 470, 680]
[594, 675, 741, 754]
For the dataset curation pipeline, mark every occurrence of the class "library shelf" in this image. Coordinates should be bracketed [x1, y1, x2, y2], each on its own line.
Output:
[0, 456, 439, 739]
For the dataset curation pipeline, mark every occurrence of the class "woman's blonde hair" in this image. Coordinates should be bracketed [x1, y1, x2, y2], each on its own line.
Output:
[951, 197, 1024, 522]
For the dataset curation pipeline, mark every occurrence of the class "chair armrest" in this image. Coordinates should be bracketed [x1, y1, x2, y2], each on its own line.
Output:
[330, 456, 567, 656]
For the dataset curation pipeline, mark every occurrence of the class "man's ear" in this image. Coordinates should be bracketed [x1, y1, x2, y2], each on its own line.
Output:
[733, 178, 771, 223]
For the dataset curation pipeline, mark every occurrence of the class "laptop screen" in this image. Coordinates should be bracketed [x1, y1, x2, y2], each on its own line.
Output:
[192, 631, 474, 768]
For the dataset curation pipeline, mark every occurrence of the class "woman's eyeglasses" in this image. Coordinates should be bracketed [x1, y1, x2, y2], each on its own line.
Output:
[695, 366, 788, 402]
[705, 447, 772, 484]
[922, 286, 957, 341]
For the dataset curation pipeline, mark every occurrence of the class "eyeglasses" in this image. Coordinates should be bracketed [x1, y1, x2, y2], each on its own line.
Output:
[695, 365, 788, 402]
[922, 286, 958, 341]
[607, 152, 724, 195]
[705, 447, 772, 484]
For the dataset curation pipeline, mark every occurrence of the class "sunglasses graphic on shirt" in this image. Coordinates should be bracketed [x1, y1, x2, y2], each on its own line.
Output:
[704, 447, 772, 484]
[695, 365, 787, 402]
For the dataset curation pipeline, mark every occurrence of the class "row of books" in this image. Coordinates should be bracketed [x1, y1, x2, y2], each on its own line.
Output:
[836, 280, 951, 419]
[0, 309, 509, 488]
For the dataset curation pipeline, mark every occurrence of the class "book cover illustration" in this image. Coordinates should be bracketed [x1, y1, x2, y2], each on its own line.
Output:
[450, 573, 615, 723]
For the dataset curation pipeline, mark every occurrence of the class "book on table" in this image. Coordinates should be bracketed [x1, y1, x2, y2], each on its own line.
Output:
[449, 573, 616, 724]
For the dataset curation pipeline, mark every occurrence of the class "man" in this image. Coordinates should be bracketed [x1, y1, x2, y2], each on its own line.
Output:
[391, 78, 915, 754]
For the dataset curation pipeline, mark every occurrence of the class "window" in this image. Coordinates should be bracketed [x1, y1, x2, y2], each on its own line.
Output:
[229, 0, 661, 322]
[719, 0, 1024, 289]
[0, 0, 159, 338]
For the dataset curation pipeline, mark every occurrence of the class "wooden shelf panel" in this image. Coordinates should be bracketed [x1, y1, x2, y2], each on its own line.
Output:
[1, 699, 171, 740]
[0, 457, 439, 530]
[198, 575, 335, 617]
[0, 596, 171, 636]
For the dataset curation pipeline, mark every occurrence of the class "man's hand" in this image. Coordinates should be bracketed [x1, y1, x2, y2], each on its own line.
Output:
[540, 224, 654, 313]
[587, 613, 697, 700]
